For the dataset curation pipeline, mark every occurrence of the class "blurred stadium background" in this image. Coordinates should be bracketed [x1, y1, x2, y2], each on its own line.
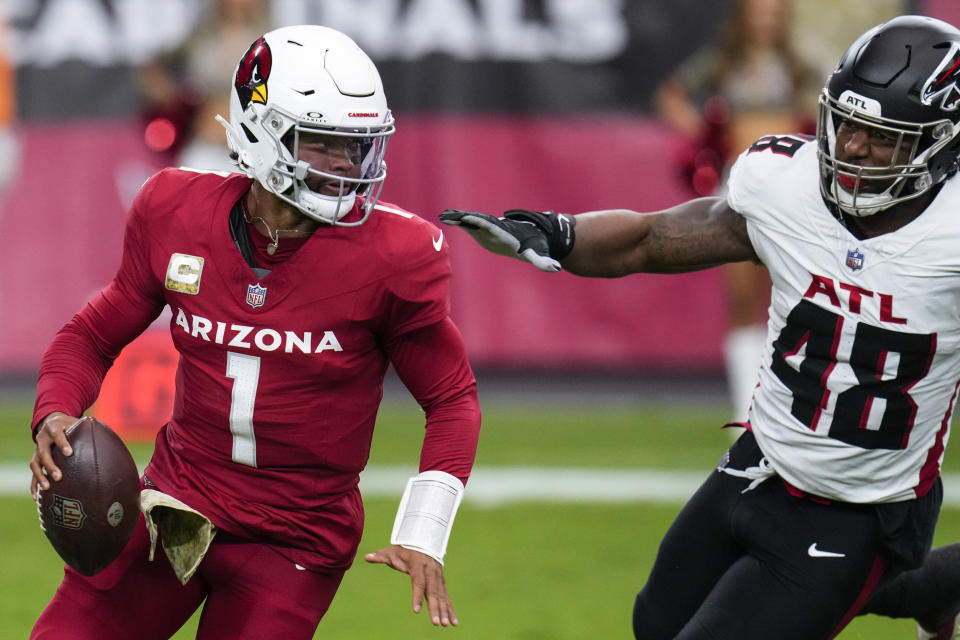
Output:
[2, 0, 960, 638]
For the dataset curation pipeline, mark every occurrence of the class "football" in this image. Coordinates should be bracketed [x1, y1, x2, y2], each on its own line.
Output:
[37, 416, 140, 576]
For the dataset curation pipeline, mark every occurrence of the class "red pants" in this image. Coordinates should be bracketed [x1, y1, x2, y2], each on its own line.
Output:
[32, 515, 345, 640]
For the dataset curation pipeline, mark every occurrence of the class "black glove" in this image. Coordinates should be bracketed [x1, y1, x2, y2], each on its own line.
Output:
[438, 209, 576, 272]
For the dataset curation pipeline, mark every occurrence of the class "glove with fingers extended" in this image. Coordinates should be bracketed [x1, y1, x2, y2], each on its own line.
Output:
[438, 208, 576, 272]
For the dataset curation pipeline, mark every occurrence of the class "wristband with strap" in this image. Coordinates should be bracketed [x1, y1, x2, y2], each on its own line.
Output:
[502, 209, 577, 260]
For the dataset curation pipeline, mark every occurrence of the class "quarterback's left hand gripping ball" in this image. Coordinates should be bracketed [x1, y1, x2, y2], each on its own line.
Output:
[37, 417, 140, 576]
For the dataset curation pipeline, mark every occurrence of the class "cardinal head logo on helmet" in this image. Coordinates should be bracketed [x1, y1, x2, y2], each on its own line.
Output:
[235, 37, 272, 110]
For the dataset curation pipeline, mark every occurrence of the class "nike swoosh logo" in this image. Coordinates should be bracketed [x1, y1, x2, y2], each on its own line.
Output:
[807, 543, 846, 558]
[433, 231, 443, 252]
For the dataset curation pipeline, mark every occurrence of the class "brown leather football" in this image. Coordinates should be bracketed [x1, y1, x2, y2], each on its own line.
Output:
[37, 417, 140, 576]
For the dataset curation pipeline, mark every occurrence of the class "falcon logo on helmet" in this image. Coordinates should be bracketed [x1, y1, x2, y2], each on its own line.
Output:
[921, 44, 960, 112]
[235, 37, 272, 110]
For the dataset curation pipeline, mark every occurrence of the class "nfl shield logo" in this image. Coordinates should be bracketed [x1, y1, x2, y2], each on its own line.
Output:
[50, 494, 86, 529]
[846, 248, 864, 271]
[246, 283, 267, 308]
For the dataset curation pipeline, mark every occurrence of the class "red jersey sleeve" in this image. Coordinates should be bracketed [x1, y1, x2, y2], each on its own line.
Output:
[379, 254, 450, 341]
[32, 175, 167, 434]
[386, 317, 480, 485]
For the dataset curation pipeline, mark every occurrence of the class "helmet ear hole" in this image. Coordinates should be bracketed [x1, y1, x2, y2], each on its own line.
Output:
[280, 131, 296, 154]
[240, 123, 259, 144]
[928, 136, 960, 182]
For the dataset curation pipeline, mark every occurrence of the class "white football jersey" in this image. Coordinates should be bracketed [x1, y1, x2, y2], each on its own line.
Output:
[727, 134, 960, 503]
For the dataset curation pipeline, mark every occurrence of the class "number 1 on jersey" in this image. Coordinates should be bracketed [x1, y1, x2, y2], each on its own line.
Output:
[226, 351, 260, 467]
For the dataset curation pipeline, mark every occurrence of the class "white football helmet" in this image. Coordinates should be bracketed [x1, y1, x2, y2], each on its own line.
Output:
[219, 25, 394, 225]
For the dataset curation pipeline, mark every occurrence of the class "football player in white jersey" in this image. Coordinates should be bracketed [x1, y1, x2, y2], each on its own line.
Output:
[441, 15, 960, 640]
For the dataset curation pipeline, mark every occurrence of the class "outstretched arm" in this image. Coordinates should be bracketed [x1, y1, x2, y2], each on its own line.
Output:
[564, 197, 756, 276]
[439, 197, 757, 277]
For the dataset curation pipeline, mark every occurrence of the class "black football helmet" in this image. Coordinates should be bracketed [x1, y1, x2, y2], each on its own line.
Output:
[818, 15, 960, 217]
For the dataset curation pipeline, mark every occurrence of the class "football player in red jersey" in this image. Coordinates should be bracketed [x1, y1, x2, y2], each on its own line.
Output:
[442, 15, 960, 640]
[28, 25, 480, 640]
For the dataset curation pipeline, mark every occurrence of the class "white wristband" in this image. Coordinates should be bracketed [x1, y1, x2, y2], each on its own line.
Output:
[390, 470, 465, 565]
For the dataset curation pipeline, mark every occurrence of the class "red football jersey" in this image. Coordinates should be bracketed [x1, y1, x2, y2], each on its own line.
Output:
[33, 168, 480, 570]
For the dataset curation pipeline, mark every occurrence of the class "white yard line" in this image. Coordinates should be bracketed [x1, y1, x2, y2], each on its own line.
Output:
[360, 466, 710, 506]
[6, 463, 960, 507]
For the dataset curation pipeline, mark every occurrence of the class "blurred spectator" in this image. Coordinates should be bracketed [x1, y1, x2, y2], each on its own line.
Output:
[0, 7, 19, 199]
[654, 0, 819, 421]
[791, 0, 906, 77]
[0, 6, 19, 322]
[138, 0, 272, 172]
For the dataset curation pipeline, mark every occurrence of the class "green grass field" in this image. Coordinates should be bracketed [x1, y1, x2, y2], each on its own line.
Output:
[2, 396, 958, 639]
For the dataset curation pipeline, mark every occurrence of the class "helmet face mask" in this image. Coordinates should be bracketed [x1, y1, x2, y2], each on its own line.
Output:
[220, 26, 395, 226]
[817, 16, 960, 218]
[818, 91, 947, 216]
